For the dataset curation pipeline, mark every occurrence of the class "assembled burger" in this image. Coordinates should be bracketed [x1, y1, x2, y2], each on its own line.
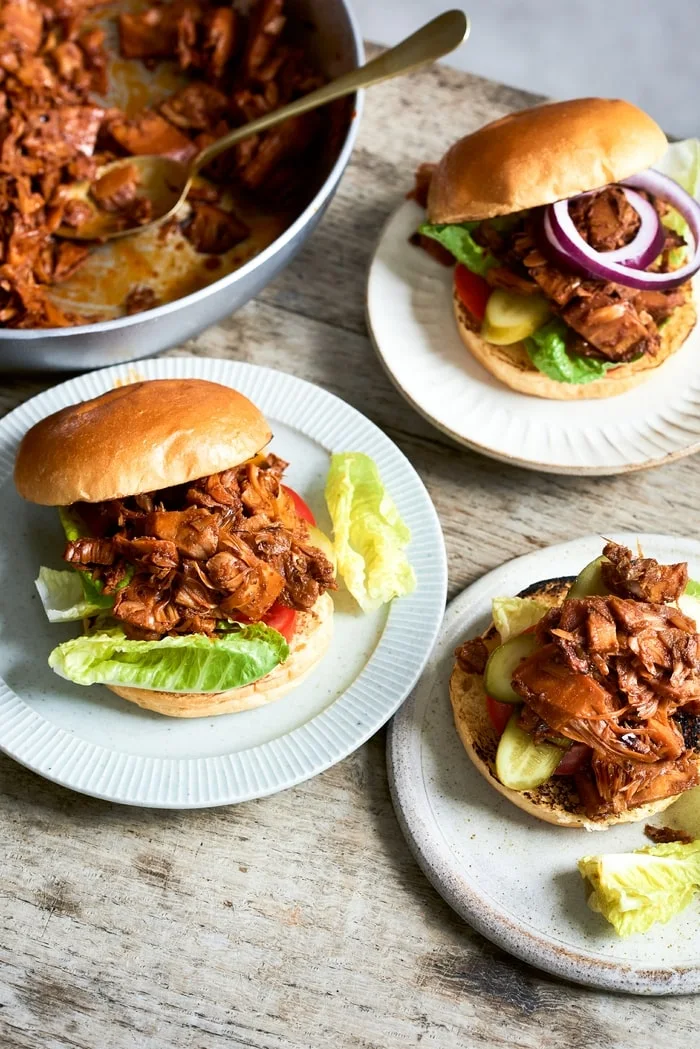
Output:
[14, 379, 336, 717]
[450, 542, 700, 828]
[412, 98, 700, 399]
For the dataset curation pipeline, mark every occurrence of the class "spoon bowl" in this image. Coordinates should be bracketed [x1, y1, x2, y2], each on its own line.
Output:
[60, 156, 191, 241]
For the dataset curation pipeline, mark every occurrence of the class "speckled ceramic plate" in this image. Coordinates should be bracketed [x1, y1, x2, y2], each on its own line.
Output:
[388, 533, 700, 995]
[367, 199, 700, 476]
[0, 357, 447, 808]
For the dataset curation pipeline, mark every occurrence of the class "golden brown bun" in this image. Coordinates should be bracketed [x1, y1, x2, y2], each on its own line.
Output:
[106, 592, 333, 718]
[15, 379, 272, 506]
[428, 98, 667, 224]
[454, 287, 697, 400]
[449, 579, 690, 829]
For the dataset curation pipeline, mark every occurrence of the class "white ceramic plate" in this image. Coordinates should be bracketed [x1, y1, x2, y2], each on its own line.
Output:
[367, 200, 700, 476]
[388, 533, 700, 995]
[0, 357, 447, 808]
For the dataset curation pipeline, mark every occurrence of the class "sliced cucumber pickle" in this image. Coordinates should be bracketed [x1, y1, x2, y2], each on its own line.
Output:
[480, 289, 551, 345]
[484, 633, 539, 704]
[566, 555, 610, 600]
[495, 712, 567, 791]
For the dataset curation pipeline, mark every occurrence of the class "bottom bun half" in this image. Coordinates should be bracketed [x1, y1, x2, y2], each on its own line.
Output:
[454, 286, 697, 401]
[449, 579, 684, 830]
[108, 592, 334, 718]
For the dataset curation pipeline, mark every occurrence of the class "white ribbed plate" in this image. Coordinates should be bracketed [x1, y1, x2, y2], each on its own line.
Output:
[368, 200, 700, 476]
[388, 533, 700, 995]
[0, 357, 447, 807]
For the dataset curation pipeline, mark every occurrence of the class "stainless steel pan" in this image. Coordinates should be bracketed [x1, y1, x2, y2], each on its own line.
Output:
[0, 0, 363, 372]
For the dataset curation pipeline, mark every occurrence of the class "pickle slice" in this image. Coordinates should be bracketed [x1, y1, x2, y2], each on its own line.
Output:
[481, 289, 551, 345]
[566, 555, 610, 600]
[483, 633, 539, 704]
[495, 711, 567, 791]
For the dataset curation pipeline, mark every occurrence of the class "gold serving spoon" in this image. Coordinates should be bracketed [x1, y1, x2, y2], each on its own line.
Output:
[58, 9, 470, 241]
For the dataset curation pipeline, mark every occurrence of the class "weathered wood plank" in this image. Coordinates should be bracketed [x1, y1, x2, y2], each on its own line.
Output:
[1, 50, 699, 1049]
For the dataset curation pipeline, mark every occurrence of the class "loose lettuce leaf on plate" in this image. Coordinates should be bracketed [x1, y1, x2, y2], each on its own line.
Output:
[578, 840, 700, 937]
[418, 221, 497, 276]
[525, 319, 617, 385]
[491, 596, 548, 644]
[325, 452, 416, 612]
[48, 623, 289, 692]
[35, 566, 114, 623]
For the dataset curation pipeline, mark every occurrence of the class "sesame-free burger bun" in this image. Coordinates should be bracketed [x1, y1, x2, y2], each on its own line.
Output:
[14, 378, 272, 506]
[428, 98, 668, 225]
[449, 579, 689, 829]
[454, 287, 697, 401]
[106, 592, 334, 718]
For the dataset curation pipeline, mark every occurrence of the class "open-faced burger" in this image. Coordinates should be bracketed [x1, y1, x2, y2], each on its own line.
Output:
[450, 541, 700, 828]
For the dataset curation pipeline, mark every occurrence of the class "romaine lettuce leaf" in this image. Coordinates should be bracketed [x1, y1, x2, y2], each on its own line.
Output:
[418, 221, 497, 276]
[578, 840, 700, 937]
[678, 579, 700, 625]
[491, 596, 548, 644]
[48, 623, 289, 692]
[35, 566, 114, 623]
[58, 505, 89, 542]
[655, 138, 700, 267]
[525, 319, 617, 384]
[325, 452, 416, 612]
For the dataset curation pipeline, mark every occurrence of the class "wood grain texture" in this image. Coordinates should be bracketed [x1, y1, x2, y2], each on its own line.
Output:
[1, 51, 698, 1049]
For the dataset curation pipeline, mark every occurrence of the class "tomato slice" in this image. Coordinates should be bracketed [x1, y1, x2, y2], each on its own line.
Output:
[553, 743, 590, 777]
[486, 695, 514, 737]
[454, 263, 491, 323]
[262, 601, 297, 643]
[282, 484, 316, 525]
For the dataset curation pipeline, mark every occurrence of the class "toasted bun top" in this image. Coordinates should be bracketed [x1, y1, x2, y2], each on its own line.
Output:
[428, 97, 668, 224]
[14, 379, 272, 506]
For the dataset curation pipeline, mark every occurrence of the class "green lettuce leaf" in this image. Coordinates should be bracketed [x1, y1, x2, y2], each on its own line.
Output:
[56, 507, 132, 604]
[525, 319, 617, 385]
[58, 505, 89, 542]
[48, 623, 289, 692]
[678, 579, 700, 625]
[325, 452, 416, 612]
[491, 596, 548, 644]
[658, 138, 700, 198]
[35, 566, 114, 623]
[579, 840, 700, 937]
[418, 222, 497, 276]
[655, 138, 700, 266]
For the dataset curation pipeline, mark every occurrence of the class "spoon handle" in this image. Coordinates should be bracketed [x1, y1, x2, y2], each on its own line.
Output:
[193, 10, 470, 174]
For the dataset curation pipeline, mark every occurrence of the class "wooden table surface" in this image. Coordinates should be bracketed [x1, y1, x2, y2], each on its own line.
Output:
[1, 53, 698, 1049]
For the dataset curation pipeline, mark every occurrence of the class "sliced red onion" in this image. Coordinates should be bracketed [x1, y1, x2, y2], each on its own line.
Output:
[543, 170, 700, 290]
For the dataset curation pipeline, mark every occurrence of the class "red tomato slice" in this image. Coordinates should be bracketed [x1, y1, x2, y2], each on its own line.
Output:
[553, 743, 590, 777]
[454, 263, 491, 323]
[282, 484, 316, 525]
[486, 695, 514, 737]
[263, 602, 297, 643]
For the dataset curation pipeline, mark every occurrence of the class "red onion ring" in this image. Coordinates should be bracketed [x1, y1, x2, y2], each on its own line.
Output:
[543, 170, 700, 290]
[559, 187, 664, 265]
